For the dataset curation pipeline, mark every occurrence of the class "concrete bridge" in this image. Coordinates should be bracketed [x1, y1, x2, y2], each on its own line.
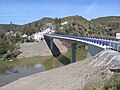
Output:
[44, 34, 120, 63]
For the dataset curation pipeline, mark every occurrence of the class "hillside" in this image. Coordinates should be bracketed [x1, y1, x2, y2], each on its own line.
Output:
[0, 24, 23, 32]
[57, 16, 95, 36]
[24, 17, 55, 30]
[0, 16, 120, 37]
[91, 16, 120, 36]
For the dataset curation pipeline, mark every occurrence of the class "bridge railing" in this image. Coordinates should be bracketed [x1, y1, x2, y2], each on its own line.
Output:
[44, 34, 120, 52]
[79, 36, 120, 52]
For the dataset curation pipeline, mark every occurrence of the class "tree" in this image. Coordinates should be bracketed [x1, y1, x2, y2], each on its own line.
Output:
[0, 32, 5, 39]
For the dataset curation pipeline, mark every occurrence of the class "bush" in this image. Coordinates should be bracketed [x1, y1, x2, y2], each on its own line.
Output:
[0, 40, 20, 60]
[83, 83, 102, 90]
[103, 74, 120, 90]
[83, 74, 120, 90]
[0, 40, 8, 55]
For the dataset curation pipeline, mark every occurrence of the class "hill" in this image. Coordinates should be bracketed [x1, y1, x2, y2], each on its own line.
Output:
[91, 16, 120, 36]
[56, 15, 95, 36]
[56, 16, 120, 37]
[24, 17, 55, 30]
[0, 16, 120, 37]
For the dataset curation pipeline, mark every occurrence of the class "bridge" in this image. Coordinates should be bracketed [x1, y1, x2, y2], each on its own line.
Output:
[44, 34, 120, 63]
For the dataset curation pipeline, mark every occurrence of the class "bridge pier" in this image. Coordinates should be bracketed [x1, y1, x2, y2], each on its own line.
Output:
[71, 43, 76, 63]
[50, 38, 53, 50]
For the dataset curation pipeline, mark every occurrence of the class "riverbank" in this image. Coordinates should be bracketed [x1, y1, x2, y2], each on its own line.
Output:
[0, 47, 86, 87]
[0, 49, 120, 90]
[17, 39, 68, 58]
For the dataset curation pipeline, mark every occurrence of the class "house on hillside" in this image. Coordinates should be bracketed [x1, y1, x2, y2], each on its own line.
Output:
[31, 32, 44, 42]
[61, 21, 68, 25]
[42, 28, 55, 34]
[30, 28, 55, 42]
[22, 34, 27, 38]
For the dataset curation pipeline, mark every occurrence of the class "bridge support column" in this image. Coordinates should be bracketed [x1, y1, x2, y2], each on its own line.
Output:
[71, 43, 76, 63]
[50, 38, 53, 50]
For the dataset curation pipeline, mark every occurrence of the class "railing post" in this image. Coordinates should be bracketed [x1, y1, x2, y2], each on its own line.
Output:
[71, 43, 76, 63]
[113, 44, 115, 50]
[117, 45, 120, 52]
[109, 43, 112, 48]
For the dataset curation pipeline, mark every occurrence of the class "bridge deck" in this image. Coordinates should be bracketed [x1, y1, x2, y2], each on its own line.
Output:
[44, 34, 120, 52]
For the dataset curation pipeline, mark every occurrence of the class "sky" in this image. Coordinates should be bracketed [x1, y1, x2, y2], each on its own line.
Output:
[0, 0, 120, 25]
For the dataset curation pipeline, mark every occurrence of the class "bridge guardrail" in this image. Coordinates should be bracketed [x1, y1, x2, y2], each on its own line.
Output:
[44, 34, 120, 52]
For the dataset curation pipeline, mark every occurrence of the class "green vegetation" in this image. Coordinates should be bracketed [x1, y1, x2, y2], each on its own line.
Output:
[103, 74, 120, 90]
[56, 16, 120, 37]
[91, 16, 120, 37]
[84, 74, 120, 90]
[0, 39, 20, 60]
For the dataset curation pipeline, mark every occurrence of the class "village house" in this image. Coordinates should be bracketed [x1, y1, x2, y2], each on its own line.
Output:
[31, 28, 55, 42]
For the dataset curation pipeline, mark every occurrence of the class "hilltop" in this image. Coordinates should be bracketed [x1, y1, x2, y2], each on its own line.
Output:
[0, 15, 120, 37]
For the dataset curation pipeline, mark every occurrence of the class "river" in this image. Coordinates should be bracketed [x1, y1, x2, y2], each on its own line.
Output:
[0, 48, 86, 87]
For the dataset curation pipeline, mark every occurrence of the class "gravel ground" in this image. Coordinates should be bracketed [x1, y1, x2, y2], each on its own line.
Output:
[0, 49, 120, 90]
[17, 39, 68, 58]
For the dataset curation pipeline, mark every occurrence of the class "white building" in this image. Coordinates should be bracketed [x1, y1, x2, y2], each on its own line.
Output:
[31, 28, 55, 42]
[22, 34, 27, 38]
[31, 32, 43, 42]
[61, 21, 68, 25]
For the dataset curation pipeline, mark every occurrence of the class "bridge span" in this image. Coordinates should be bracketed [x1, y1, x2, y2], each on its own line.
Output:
[44, 34, 120, 63]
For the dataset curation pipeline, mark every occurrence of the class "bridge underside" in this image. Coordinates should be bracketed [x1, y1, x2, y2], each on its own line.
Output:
[87, 44, 105, 57]
[45, 36, 106, 63]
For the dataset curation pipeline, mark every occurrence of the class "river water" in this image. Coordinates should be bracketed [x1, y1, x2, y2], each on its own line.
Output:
[0, 56, 64, 87]
[0, 48, 86, 87]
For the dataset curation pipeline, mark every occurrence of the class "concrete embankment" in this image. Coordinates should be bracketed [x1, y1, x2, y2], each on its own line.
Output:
[17, 39, 68, 58]
[0, 49, 120, 90]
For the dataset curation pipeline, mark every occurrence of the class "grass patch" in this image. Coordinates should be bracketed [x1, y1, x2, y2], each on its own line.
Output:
[103, 74, 120, 90]
[83, 74, 120, 90]
[83, 83, 102, 90]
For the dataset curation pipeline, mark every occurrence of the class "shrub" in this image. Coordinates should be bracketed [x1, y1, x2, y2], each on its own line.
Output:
[83, 74, 120, 90]
[103, 74, 120, 90]
[83, 83, 102, 90]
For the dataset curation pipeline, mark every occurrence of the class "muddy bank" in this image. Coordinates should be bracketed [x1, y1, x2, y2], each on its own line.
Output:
[17, 39, 68, 58]
[0, 49, 120, 90]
